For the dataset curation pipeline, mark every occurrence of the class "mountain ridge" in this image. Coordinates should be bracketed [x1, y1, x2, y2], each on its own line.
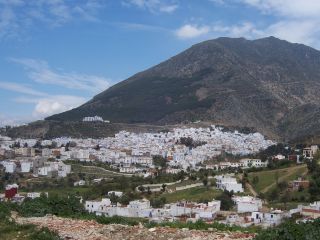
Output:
[46, 36, 320, 142]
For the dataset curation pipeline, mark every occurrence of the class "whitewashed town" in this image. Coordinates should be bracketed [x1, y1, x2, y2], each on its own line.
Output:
[0, 125, 274, 176]
[1, 125, 320, 232]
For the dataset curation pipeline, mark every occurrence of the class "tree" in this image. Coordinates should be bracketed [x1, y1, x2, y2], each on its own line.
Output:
[153, 155, 167, 169]
[51, 141, 58, 149]
[33, 140, 42, 149]
[65, 142, 70, 151]
[150, 197, 166, 208]
[138, 185, 145, 193]
[202, 178, 208, 189]
[268, 188, 280, 202]
[307, 151, 320, 200]
[252, 176, 259, 186]
[277, 181, 288, 191]
[161, 184, 167, 192]
[280, 191, 291, 208]
[216, 191, 234, 210]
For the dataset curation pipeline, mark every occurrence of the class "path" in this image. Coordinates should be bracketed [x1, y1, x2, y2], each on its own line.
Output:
[261, 165, 307, 194]
[74, 165, 133, 177]
[246, 182, 258, 197]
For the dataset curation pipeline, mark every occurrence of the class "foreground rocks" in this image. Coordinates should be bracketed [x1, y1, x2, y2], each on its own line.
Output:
[14, 215, 255, 240]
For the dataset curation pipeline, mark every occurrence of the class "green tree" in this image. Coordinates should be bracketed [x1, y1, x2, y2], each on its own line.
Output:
[153, 155, 167, 168]
[252, 176, 259, 186]
[216, 191, 234, 211]
[202, 178, 208, 189]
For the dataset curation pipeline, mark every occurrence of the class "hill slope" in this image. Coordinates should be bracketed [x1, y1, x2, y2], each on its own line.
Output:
[47, 37, 320, 142]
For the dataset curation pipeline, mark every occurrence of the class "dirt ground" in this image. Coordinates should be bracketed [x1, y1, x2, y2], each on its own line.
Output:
[14, 215, 255, 240]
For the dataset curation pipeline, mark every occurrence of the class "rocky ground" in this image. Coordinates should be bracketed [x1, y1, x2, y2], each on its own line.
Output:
[14, 215, 255, 240]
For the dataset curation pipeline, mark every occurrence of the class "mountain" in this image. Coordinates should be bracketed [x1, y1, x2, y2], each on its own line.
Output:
[46, 37, 320, 142]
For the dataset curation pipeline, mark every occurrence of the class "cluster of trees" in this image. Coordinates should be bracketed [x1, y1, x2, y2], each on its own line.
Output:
[153, 155, 167, 169]
[216, 190, 234, 210]
[18, 193, 85, 217]
[255, 219, 320, 240]
[178, 137, 207, 148]
[257, 143, 294, 161]
[0, 202, 61, 240]
[307, 152, 320, 201]
[150, 196, 167, 208]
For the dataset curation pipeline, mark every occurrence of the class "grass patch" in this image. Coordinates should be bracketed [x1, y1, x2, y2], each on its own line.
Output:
[162, 186, 222, 203]
[248, 165, 307, 193]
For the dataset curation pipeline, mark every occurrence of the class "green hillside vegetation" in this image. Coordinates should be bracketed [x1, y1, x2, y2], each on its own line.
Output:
[254, 219, 320, 240]
[162, 186, 221, 203]
[0, 203, 61, 240]
[248, 165, 307, 193]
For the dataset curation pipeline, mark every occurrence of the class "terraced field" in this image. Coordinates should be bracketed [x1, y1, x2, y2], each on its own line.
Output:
[71, 164, 132, 178]
[248, 164, 308, 194]
[162, 186, 222, 203]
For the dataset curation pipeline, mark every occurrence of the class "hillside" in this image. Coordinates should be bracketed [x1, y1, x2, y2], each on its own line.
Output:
[44, 37, 320, 142]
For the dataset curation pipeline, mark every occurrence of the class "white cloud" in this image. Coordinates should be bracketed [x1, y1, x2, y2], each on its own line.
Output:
[123, 0, 178, 13]
[159, 4, 178, 13]
[32, 95, 86, 118]
[240, 0, 320, 18]
[0, 81, 87, 119]
[175, 24, 210, 39]
[0, 114, 35, 127]
[0, 81, 47, 96]
[212, 22, 262, 38]
[236, 0, 320, 47]
[10, 58, 110, 93]
[0, 94, 86, 126]
[175, 22, 262, 40]
[116, 22, 167, 32]
[209, 0, 225, 5]
[0, 0, 104, 39]
[265, 20, 319, 45]
[0, 56, 111, 124]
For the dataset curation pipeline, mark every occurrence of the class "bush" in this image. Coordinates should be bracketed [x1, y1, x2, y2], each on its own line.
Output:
[255, 219, 320, 240]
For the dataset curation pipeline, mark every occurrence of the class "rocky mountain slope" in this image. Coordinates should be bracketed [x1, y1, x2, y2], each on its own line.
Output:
[47, 37, 320, 142]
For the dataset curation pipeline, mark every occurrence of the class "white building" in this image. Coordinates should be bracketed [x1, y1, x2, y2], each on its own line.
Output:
[83, 116, 104, 122]
[215, 175, 243, 193]
[20, 161, 31, 173]
[233, 196, 262, 213]
[263, 210, 285, 226]
[169, 200, 221, 220]
[74, 180, 86, 186]
[38, 166, 51, 176]
[240, 159, 267, 168]
[119, 166, 136, 173]
[85, 198, 111, 213]
[2, 161, 16, 173]
[274, 154, 285, 160]
[27, 192, 41, 199]
[108, 191, 123, 197]
[57, 162, 71, 177]
[298, 201, 320, 219]
[42, 148, 52, 157]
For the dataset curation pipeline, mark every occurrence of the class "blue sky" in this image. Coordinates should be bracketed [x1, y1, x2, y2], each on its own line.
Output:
[1, 0, 320, 126]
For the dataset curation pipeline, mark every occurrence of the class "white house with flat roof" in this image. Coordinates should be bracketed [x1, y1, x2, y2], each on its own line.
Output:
[233, 196, 262, 213]
[215, 175, 243, 193]
[85, 198, 111, 213]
